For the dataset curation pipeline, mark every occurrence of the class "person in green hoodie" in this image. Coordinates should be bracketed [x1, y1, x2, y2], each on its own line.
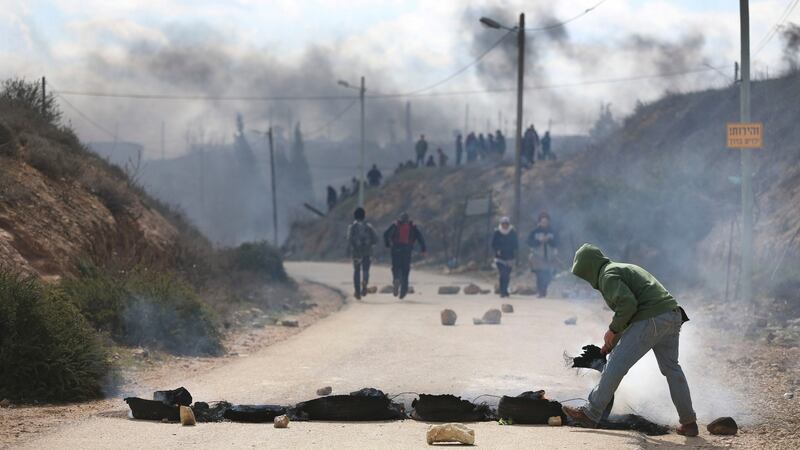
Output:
[562, 244, 698, 437]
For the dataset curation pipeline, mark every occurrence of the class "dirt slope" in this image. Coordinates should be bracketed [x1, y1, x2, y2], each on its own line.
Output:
[0, 108, 193, 280]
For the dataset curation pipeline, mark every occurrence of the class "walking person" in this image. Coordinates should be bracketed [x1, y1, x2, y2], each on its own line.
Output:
[326, 185, 338, 212]
[491, 217, 518, 298]
[527, 212, 559, 297]
[455, 133, 463, 166]
[541, 131, 554, 160]
[415, 134, 428, 167]
[562, 244, 698, 437]
[346, 207, 378, 300]
[383, 212, 426, 299]
[367, 164, 383, 187]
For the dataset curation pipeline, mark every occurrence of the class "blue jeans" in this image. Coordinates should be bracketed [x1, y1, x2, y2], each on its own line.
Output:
[583, 309, 697, 425]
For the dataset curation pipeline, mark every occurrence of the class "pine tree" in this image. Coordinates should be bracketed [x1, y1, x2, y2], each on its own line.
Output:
[290, 123, 314, 202]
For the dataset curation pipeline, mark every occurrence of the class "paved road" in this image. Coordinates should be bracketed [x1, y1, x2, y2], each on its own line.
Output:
[24, 262, 709, 449]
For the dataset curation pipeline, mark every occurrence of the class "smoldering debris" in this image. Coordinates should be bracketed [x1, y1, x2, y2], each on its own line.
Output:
[497, 391, 565, 425]
[153, 387, 192, 407]
[410, 394, 494, 422]
[292, 388, 405, 421]
[224, 404, 287, 423]
[124, 385, 671, 435]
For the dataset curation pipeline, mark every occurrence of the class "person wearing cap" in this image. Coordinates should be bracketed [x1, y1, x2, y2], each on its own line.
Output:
[383, 212, 426, 299]
[491, 217, 518, 298]
[527, 212, 559, 297]
[562, 243, 697, 436]
[346, 207, 378, 300]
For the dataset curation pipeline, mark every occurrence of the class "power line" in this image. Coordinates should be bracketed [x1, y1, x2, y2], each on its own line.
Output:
[524, 0, 609, 32]
[754, 0, 800, 56]
[391, 30, 513, 97]
[54, 88, 116, 139]
[304, 98, 359, 139]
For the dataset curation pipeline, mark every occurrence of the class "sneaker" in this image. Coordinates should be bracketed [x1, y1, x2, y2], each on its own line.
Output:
[354, 290, 361, 300]
[361, 281, 369, 297]
[392, 279, 400, 297]
[562, 405, 597, 429]
[399, 286, 407, 299]
[676, 422, 699, 437]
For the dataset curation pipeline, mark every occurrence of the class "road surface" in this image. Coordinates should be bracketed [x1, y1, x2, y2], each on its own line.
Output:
[23, 262, 711, 449]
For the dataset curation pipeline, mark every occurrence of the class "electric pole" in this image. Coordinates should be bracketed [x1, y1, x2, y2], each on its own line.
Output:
[358, 76, 366, 208]
[739, 0, 754, 303]
[513, 13, 525, 228]
[268, 128, 279, 246]
[41, 76, 46, 116]
[464, 103, 470, 133]
[160, 121, 166, 160]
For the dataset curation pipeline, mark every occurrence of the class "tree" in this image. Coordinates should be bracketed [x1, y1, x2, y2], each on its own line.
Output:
[290, 123, 314, 202]
[589, 103, 619, 143]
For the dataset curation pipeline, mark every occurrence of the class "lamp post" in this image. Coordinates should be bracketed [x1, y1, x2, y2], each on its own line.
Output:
[480, 14, 525, 228]
[338, 77, 366, 207]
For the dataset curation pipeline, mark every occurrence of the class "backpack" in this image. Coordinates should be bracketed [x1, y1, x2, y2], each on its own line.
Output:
[393, 222, 414, 245]
[350, 222, 374, 252]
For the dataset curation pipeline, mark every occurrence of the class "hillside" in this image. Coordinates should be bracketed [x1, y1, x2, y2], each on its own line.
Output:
[285, 72, 800, 293]
[0, 100, 189, 280]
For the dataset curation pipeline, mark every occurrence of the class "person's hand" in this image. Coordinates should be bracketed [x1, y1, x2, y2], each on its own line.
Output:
[601, 329, 616, 355]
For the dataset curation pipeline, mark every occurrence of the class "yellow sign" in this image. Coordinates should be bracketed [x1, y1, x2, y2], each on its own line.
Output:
[727, 123, 763, 149]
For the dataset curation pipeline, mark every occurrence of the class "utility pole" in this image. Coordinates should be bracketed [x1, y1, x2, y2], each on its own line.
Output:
[405, 101, 412, 144]
[160, 121, 166, 160]
[268, 128, 279, 246]
[739, 0, 754, 304]
[464, 103, 470, 133]
[358, 76, 366, 207]
[41, 76, 46, 116]
[513, 12, 525, 228]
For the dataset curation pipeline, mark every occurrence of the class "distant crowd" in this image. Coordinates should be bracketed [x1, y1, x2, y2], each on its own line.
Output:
[324, 124, 556, 212]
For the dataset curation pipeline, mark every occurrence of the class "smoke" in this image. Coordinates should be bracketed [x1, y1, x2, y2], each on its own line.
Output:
[461, 2, 714, 126]
[781, 22, 800, 70]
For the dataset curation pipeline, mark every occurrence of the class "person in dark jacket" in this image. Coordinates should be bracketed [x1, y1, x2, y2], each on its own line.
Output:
[562, 244, 697, 437]
[367, 164, 383, 187]
[491, 216, 518, 298]
[347, 207, 378, 300]
[527, 212, 559, 297]
[455, 134, 463, 166]
[425, 155, 436, 168]
[326, 185, 338, 212]
[415, 134, 428, 167]
[383, 212, 426, 299]
[541, 131, 554, 160]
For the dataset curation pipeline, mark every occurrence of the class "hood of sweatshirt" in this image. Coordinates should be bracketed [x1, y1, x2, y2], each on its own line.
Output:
[571, 243, 610, 289]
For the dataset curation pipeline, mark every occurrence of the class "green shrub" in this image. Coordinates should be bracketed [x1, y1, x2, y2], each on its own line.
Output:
[82, 173, 133, 215]
[61, 266, 222, 356]
[0, 270, 114, 402]
[26, 136, 84, 180]
[224, 241, 288, 281]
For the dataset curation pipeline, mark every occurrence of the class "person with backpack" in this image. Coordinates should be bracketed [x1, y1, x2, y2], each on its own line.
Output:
[347, 207, 378, 300]
[491, 217, 518, 298]
[383, 212, 426, 299]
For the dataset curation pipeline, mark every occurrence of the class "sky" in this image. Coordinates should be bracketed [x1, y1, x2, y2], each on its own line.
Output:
[1, 0, 799, 157]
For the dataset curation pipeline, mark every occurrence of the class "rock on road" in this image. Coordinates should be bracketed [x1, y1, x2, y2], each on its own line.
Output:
[22, 262, 703, 449]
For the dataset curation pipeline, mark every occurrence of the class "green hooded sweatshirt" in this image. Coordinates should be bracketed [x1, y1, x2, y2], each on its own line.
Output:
[571, 243, 678, 333]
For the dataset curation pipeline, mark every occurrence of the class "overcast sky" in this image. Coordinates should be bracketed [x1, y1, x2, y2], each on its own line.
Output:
[2, 0, 798, 156]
